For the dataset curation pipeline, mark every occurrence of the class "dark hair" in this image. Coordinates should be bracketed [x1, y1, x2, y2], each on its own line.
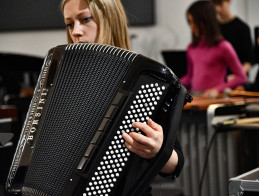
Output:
[187, 0, 222, 46]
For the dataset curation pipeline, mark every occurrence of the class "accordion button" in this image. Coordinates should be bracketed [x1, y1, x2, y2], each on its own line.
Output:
[98, 118, 111, 132]
[84, 144, 97, 157]
[111, 92, 126, 106]
[91, 131, 105, 145]
[165, 101, 170, 107]
[163, 107, 168, 112]
[77, 157, 91, 170]
[105, 105, 118, 118]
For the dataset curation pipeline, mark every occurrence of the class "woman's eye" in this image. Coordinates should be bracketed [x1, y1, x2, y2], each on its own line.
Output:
[66, 23, 73, 29]
[83, 17, 93, 23]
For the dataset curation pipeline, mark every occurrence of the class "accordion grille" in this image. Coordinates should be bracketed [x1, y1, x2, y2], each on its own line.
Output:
[23, 46, 136, 195]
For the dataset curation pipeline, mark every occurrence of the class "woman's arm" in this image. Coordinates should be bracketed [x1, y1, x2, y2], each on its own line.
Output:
[122, 119, 183, 177]
[216, 41, 247, 92]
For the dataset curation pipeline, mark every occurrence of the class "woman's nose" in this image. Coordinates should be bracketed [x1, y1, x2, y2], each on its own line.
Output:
[72, 22, 83, 37]
[215, 5, 221, 14]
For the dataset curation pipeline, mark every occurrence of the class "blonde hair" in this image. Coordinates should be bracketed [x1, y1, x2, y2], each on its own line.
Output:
[61, 0, 131, 50]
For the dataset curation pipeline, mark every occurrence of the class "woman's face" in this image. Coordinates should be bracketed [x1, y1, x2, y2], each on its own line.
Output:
[187, 13, 199, 37]
[63, 0, 98, 43]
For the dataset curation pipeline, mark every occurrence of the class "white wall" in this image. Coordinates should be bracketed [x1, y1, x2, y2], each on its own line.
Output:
[0, 0, 258, 63]
[129, 0, 194, 63]
[247, 0, 259, 40]
[0, 30, 67, 58]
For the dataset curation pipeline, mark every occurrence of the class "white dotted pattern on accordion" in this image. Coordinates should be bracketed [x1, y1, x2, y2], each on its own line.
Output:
[84, 83, 166, 196]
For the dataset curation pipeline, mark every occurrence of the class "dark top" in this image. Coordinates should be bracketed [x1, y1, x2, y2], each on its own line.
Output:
[244, 70, 259, 92]
[143, 135, 184, 195]
[158, 136, 184, 179]
[220, 17, 253, 64]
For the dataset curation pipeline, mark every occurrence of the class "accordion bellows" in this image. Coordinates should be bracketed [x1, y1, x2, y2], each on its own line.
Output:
[6, 43, 191, 196]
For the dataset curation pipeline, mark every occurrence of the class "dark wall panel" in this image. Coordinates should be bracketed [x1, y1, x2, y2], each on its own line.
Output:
[121, 0, 155, 26]
[0, 0, 155, 31]
[0, 0, 65, 31]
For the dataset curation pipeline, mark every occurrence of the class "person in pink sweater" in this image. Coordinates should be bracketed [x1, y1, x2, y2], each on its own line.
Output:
[180, 0, 247, 98]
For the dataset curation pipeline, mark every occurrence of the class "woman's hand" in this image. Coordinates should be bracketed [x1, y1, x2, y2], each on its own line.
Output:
[227, 74, 235, 82]
[202, 88, 219, 98]
[122, 118, 163, 159]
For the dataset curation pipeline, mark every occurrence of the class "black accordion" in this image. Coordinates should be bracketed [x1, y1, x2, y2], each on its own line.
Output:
[6, 43, 192, 196]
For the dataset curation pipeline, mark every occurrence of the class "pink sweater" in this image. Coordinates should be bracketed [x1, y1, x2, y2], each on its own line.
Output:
[180, 40, 247, 93]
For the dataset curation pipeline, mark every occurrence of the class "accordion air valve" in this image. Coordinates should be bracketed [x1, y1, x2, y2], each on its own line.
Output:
[6, 43, 192, 196]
